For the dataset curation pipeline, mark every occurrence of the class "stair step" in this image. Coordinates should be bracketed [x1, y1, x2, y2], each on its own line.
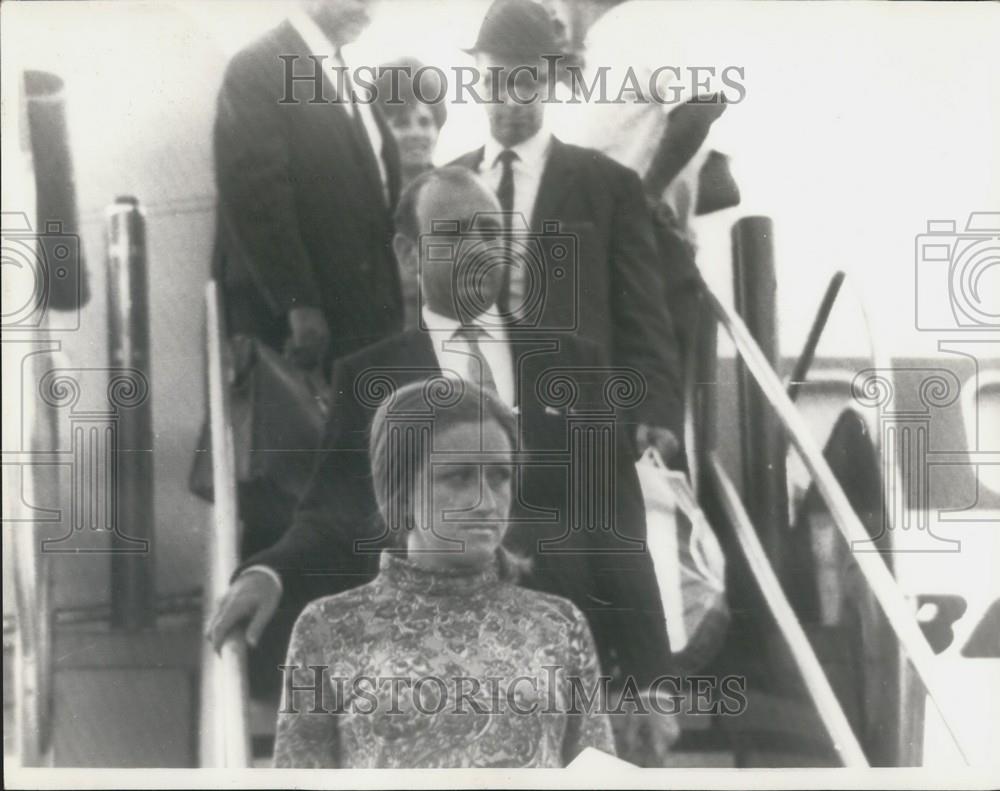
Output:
[51, 620, 201, 768]
[661, 750, 736, 768]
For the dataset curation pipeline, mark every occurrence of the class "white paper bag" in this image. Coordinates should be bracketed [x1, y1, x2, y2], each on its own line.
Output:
[637, 448, 728, 667]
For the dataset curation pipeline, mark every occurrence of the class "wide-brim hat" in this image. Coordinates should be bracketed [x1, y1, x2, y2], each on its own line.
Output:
[463, 0, 565, 61]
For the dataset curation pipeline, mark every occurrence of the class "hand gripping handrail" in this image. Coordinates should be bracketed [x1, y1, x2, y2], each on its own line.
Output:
[701, 284, 971, 765]
[198, 281, 251, 768]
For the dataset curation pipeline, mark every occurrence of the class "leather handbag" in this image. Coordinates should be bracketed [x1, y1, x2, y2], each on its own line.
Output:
[189, 335, 329, 503]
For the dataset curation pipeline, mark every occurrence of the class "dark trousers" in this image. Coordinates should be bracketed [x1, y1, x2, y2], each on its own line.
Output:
[238, 479, 300, 702]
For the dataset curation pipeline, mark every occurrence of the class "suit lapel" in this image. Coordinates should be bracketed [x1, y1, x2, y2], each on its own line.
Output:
[508, 337, 565, 416]
[280, 20, 393, 210]
[530, 138, 581, 230]
[402, 328, 540, 412]
[452, 142, 581, 322]
[394, 330, 441, 374]
[452, 147, 486, 173]
[452, 141, 581, 231]
[280, 20, 349, 116]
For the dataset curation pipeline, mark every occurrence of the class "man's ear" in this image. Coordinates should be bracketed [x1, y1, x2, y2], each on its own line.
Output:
[392, 233, 415, 267]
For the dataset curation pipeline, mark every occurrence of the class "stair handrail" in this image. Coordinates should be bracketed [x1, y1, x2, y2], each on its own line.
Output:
[198, 280, 251, 768]
[709, 454, 869, 766]
[7, 500, 51, 767]
[4, 344, 64, 767]
[700, 282, 972, 764]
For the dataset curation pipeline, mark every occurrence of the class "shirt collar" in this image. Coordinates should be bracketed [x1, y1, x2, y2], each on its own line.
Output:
[378, 551, 501, 597]
[483, 127, 552, 173]
[421, 305, 505, 342]
[288, 9, 335, 57]
[288, 10, 361, 63]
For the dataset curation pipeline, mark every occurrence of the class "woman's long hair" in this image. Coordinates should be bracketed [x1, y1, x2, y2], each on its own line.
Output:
[367, 377, 530, 581]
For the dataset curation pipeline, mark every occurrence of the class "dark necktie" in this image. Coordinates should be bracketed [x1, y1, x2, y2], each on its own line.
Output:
[496, 149, 517, 213]
[453, 326, 498, 396]
[494, 150, 519, 316]
[340, 53, 386, 206]
[370, 103, 400, 207]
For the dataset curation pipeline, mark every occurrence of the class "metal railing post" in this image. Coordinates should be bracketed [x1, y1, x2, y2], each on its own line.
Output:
[106, 196, 155, 629]
[703, 284, 972, 765]
[199, 281, 250, 768]
[731, 216, 789, 564]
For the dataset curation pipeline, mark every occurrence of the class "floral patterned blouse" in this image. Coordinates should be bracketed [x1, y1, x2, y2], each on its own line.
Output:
[273, 551, 616, 768]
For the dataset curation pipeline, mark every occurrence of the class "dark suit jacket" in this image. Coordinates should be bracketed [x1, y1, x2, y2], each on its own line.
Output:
[213, 20, 402, 360]
[243, 329, 671, 687]
[451, 138, 684, 436]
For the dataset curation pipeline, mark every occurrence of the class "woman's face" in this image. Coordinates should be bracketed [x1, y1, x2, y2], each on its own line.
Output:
[387, 104, 439, 172]
[407, 416, 513, 569]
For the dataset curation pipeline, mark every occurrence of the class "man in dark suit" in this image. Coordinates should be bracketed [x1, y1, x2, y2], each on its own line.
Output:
[208, 166, 670, 705]
[213, 0, 402, 368]
[451, 0, 686, 461]
[210, 0, 404, 699]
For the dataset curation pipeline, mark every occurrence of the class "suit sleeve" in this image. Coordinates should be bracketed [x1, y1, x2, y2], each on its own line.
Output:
[237, 357, 381, 607]
[650, 200, 704, 362]
[592, 463, 672, 688]
[214, 47, 320, 314]
[607, 166, 684, 436]
[577, 341, 672, 688]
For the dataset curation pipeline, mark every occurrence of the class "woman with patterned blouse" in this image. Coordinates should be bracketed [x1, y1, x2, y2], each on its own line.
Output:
[273, 379, 616, 768]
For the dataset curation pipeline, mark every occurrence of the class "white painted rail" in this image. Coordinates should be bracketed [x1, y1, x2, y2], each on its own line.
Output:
[198, 280, 251, 768]
[702, 284, 972, 765]
[710, 454, 869, 767]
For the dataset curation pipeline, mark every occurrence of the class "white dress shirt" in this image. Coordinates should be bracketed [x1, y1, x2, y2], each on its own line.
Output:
[287, 10, 388, 204]
[480, 128, 553, 229]
[480, 129, 553, 306]
[420, 305, 515, 409]
[240, 306, 515, 591]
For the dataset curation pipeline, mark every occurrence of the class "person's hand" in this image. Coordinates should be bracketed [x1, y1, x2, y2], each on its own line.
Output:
[635, 423, 680, 464]
[206, 569, 281, 653]
[286, 306, 330, 369]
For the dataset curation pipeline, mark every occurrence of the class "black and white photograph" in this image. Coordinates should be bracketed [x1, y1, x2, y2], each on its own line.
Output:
[1, 0, 998, 787]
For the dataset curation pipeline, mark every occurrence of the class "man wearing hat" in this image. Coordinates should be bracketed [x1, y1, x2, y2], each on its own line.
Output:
[452, 0, 686, 467]
[450, 0, 685, 763]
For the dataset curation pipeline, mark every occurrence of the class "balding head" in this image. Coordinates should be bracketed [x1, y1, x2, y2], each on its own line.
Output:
[392, 167, 506, 320]
[394, 166, 500, 241]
